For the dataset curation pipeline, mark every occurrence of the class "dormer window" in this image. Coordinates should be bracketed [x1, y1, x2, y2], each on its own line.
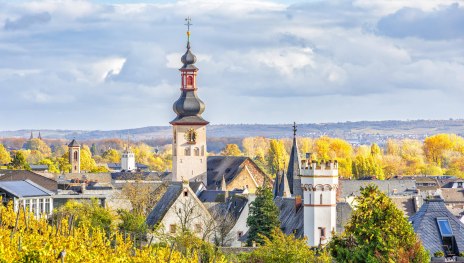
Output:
[436, 217, 458, 257]
[437, 218, 453, 237]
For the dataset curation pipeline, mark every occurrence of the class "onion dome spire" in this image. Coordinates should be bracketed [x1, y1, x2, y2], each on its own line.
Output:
[171, 17, 208, 125]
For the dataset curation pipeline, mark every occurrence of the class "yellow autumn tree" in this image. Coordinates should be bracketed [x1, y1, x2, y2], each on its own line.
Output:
[221, 144, 243, 156]
[267, 139, 289, 175]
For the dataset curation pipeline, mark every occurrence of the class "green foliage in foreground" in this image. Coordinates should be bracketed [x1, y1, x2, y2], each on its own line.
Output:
[238, 228, 331, 263]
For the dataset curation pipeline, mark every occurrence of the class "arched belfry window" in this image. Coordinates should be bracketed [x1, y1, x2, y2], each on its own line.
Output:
[184, 147, 191, 156]
[194, 147, 200, 156]
[187, 76, 193, 86]
[74, 151, 78, 161]
[320, 193, 323, 205]
[185, 128, 197, 144]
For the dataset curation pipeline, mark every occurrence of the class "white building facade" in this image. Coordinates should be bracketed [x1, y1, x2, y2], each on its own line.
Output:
[121, 149, 136, 171]
[300, 160, 339, 247]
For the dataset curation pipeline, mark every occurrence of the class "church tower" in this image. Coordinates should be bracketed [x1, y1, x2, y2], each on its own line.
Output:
[171, 18, 208, 184]
[68, 139, 81, 173]
[301, 159, 338, 247]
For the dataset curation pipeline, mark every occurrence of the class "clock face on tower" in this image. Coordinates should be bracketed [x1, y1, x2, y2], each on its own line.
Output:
[185, 128, 197, 144]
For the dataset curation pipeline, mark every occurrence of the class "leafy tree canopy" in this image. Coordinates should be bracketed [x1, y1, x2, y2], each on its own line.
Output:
[328, 184, 429, 263]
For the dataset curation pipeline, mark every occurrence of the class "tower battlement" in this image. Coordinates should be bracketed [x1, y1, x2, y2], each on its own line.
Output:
[299, 159, 338, 177]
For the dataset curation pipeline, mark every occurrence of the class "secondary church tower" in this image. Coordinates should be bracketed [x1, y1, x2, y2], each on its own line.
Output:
[171, 18, 208, 184]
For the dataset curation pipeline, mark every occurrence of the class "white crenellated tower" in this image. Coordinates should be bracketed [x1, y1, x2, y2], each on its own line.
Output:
[121, 148, 136, 171]
[300, 157, 338, 247]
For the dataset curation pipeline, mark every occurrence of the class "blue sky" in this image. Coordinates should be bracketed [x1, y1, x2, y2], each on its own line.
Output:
[0, 0, 463, 130]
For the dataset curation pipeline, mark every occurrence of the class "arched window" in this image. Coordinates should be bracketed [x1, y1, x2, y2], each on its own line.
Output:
[185, 128, 197, 144]
[320, 193, 323, 205]
[73, 151, 78, 161]
[194, 147, 200, 156]
[201, 146, 205, 156]
[184, 147, 191, 156]
[187, 76, 193, 86]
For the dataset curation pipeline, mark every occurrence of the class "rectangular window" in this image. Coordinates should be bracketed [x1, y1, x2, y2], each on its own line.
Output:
[45, 199, 50, 214]
[31, 199, 37, 214]
[437, 218, 453, 237]
[39, 199, 44, 214]
[184, 191, 188, 197]
[319, 227, 326, 238]
[195, 224, 202, 233]
[170, 224, 177, 234]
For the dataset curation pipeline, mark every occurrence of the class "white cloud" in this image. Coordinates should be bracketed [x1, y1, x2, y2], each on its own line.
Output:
[0, 0, 463, 129]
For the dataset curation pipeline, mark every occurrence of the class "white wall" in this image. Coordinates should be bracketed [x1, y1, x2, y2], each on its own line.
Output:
[172, 125, 207, 184]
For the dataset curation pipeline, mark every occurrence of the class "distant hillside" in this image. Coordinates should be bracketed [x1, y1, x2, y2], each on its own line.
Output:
[3, 119, 464, 146]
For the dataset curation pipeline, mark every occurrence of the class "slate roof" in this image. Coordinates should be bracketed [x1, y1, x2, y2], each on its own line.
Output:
[206, 156, 248, 189]
[390, 196, 417, 217]
[278, 171, 291, 198]
[211, 194, 249, 228]
[336, 202, 352, 234]
[340, 179, 416, 199]
[110, 171, 163, 181]
[198, 189, 245, 203]
[410, 198, 464, 256]
[0, 180, 54, 198]
[0, 169, 58, 192]
[286, 133, 301, 195]
[189, 181, 205, 194]
[274, 197, 304, 238]
[146, 182, 184, 227]
[273, 172, 281, 198]
[61, 173, 112, 184]
[441, 188, 464, 203]
[68, 139, 80, 147]
[30, 164, 49, 171]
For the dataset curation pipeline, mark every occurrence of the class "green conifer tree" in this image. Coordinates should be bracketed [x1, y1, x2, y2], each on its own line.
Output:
[246, 186, 280, 246]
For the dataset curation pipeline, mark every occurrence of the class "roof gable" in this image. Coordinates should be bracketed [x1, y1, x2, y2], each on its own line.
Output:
[207, 156, 247, 189]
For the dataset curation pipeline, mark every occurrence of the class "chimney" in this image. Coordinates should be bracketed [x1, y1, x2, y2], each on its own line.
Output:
[295, 195, 302, 211]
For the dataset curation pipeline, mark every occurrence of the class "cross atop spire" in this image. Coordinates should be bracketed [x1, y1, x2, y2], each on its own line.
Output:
[293, 122, 297, 137]
[185, 17, 192, 45]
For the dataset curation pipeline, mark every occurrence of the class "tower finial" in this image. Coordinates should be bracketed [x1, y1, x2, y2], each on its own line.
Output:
[185, 17, 192, 47]
[293, 122, 297, 137]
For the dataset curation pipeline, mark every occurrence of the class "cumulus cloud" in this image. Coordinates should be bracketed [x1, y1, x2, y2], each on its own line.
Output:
[4, 12, 51, 30]
[376, 3, 464, 40]
[0, 0, 463, 129]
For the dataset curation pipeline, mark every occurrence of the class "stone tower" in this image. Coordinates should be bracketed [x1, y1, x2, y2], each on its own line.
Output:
[301, 159, 338, 247]
[171, 18, 208, 184]
[68, 139, 81, 174]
